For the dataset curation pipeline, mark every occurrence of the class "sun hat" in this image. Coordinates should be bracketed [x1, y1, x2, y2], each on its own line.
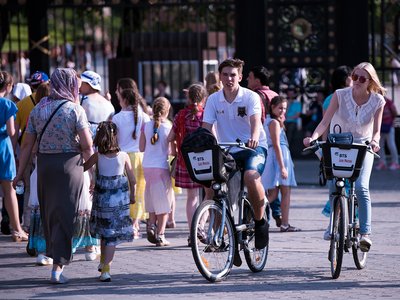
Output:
[12, 83, 32, 100]
[26, 71, 49, 87]
[81, 70, 102, 91]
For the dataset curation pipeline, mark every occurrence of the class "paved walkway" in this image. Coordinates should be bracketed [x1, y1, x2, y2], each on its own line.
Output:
[0, 160, 399, 299]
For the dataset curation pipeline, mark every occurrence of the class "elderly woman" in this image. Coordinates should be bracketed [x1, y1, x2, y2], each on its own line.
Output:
[15, 68, 93, 284]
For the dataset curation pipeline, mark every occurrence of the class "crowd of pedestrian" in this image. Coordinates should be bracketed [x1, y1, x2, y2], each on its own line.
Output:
[0, 58, 398, 284]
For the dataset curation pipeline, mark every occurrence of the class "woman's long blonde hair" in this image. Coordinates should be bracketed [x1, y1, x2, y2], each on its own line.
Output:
[352, 62, 386, 96]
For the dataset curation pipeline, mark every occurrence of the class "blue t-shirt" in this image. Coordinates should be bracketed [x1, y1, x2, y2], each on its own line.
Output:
[286, 100, 302, 123]
[0, 97, 17, 136]
[323, 94, 333, 111]
[0, 97, 18, 180]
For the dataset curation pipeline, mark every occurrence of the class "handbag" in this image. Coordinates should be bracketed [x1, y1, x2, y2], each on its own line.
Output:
[327, 124, 353, 145]
[327, 132, 353, 145]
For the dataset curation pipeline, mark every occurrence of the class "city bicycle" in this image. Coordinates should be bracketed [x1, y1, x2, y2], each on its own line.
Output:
[185, 141, 268, 282]
[303, 135, 379, 279]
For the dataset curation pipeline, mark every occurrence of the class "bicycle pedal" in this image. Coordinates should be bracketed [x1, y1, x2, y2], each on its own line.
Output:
[233, 250, 242, 267]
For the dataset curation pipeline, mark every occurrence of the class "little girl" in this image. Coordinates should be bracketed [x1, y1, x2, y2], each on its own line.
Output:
[167, 83, 208, 246]
[261, 96, 300, 232]
[140, 97, 175, 247]
[84, 121, 136, 282]
[112, 85, 150, 239]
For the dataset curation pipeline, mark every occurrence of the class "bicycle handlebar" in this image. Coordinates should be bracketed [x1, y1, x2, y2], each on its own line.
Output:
[218, 139, 257, 153]
[302, 140, 380, 158]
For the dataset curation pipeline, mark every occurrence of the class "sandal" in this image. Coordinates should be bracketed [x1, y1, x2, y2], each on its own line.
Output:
[133, 227, 141, 240]
[12, 231, 29, 242]
[280, 224, 301, 232]
[146, 224, 157, 244]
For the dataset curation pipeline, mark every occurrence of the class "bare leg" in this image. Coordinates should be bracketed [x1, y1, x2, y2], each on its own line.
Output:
[103, 245, 116, 266]
[186, 188, 200, 230]
[280, 186, 291, 226]
[266, 187, 279, 204]
[148, 212, 157, 227]
[156, 213, 168, 236]
[168, 196, 176, 225]
[1, 181, 24, 234]
[244, 170, 265, 221]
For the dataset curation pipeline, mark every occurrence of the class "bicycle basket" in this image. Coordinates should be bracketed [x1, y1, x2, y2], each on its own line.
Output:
[181, 145, 235, 187]
[322, 143, 367, 181]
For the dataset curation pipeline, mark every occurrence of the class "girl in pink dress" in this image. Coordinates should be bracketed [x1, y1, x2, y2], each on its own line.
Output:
[140, 97, 175, 246]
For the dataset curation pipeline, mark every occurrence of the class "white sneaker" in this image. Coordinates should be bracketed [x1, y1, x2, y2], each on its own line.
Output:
[99, 272, 111, 282]
[360, 235, 372, 252]
[85, 247, 100, 261]
[50, 273, 69, 284]
[36, 254, 53, 266]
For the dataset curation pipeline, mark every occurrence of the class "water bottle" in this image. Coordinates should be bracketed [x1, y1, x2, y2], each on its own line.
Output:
[16, 180, 24, 195]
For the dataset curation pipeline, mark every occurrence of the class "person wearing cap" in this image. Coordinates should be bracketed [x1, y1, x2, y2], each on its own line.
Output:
[14, 71, 49, 147]
[11, 71, 49, 232]
[79, 70, 115, 138]
[79, 70, 114, 261]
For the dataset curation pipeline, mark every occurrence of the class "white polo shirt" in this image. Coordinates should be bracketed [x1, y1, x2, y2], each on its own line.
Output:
[203, 86, 267, 149]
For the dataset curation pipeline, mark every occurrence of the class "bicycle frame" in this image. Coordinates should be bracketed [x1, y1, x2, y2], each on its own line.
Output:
[303, 137, 375, 279]
[189, 141, 268, 282]
[213, 161, 248, 246]
[328, 178, 354, 249]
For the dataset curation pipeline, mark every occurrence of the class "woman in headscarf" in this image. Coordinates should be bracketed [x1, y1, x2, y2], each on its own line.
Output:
[15, 68, 93, 284]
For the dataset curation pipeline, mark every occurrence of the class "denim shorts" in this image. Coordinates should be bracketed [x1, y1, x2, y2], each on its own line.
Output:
[230, 146, 267, 175]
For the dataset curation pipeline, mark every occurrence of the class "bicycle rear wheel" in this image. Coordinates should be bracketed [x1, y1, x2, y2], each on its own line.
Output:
[352, 198, 368, 269]
[330, 195, 346, 279]
[190, 199, 236, 282]
[243, 199, 268, 272]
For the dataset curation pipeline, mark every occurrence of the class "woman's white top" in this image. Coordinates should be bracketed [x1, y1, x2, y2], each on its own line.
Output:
[331, 87, 385, 143]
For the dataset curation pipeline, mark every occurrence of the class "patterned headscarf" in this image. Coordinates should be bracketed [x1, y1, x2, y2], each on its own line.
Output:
[48, 68, 79, 102]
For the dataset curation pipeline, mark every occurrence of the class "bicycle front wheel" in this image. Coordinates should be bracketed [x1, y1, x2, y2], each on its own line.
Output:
[243, 199, 268, 272]
[190, 199, 236, 282]
[330, 195, 346, 279]
[352, 197, 368, 269]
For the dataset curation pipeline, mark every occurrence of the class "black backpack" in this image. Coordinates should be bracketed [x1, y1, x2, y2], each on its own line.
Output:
[180, 127, 235, 187]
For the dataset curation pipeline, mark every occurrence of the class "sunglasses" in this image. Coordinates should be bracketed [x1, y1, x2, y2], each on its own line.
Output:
[351, 74, 370, 83]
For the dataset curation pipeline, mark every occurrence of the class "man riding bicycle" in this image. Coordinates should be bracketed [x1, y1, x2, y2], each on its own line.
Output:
[202, 58, 269, 249]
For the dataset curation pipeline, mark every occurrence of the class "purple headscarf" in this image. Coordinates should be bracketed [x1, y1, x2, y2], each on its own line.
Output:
[38, 68, 79, 120]
[48, 68, 79, 102]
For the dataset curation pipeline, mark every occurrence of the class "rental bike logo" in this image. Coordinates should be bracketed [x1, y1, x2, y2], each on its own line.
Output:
[334, 152, 353, 164]
[192, 156, 211, 166]
[332, 149, 357, 166]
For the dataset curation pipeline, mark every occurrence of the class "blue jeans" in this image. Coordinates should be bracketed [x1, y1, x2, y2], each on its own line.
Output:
[328, 152, 374, 234]
[230, 146, 267, 175]
[270, 196, 281, 217]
